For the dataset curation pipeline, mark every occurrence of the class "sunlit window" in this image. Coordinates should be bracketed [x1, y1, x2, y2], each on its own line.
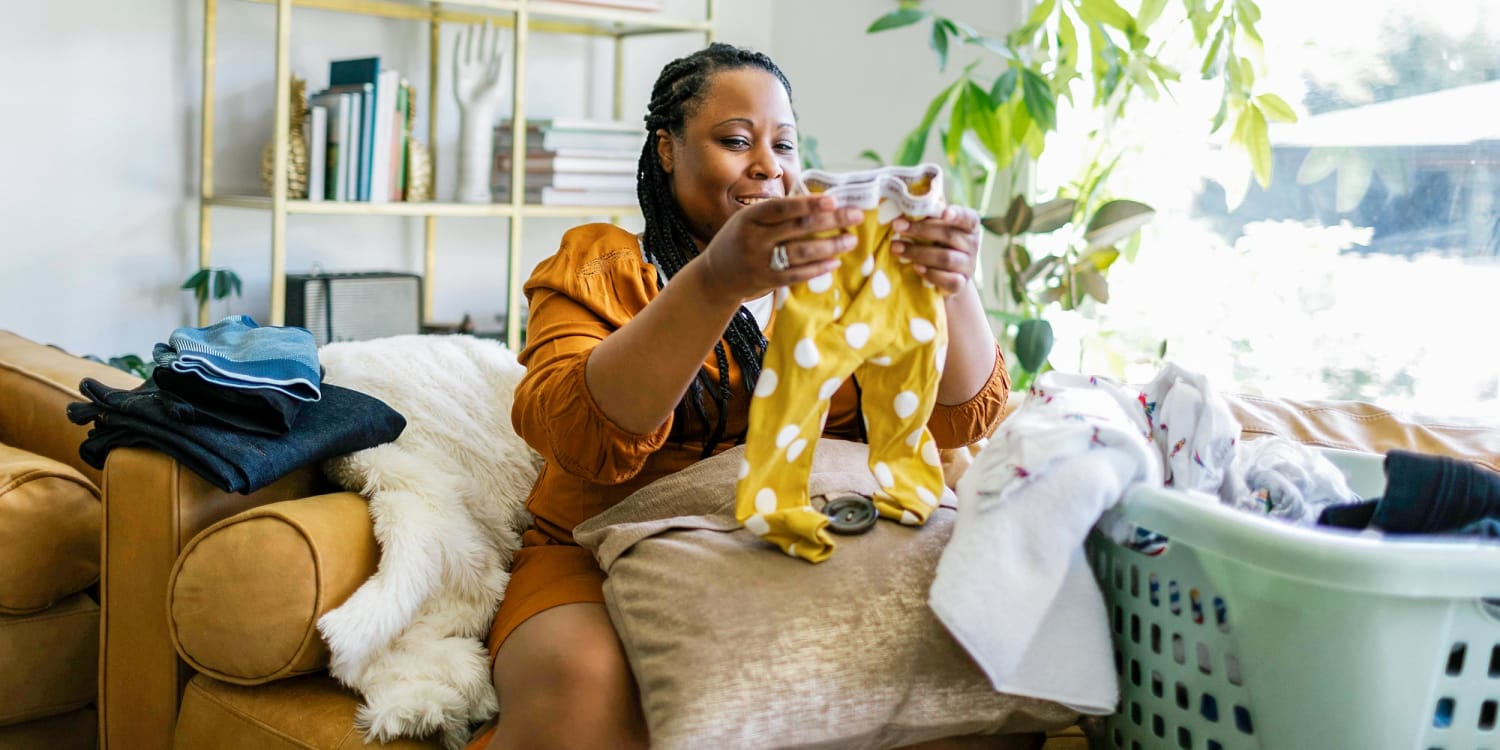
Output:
[1038, 0, 1499, 416]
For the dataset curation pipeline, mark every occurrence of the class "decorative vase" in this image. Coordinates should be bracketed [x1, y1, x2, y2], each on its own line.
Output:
[261, 76, 310, 199]
[405, 139, 434, 202]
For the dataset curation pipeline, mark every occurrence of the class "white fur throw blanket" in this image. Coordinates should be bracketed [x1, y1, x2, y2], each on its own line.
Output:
[317, 334, 540, 749]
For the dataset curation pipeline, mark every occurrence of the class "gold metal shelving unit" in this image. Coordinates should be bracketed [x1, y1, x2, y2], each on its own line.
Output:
[198, 0, 717, 350]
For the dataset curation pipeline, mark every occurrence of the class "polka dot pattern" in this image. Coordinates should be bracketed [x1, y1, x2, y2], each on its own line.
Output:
[818, 377, 843, 400]
[916, 486, 938, 507]
[870, 355, 892, 366]
[935, 345, 947, 374]
[808, 272, 833, 293]
[845, 323, 870, 349]
[786, 438, 807, 461]
[900, 510, 920, 525]
[776, 424, 800, 448]
[922, 440, 941, 467]
[906, 429, 924, 448]
[874, 462, 895, 489]
[872, 270, 891, 299]
[739, 459, 750, 479]
[745, 514, 770, 536]
[910, 317, 936, 343]
[755, 368, 779, 398]
[755, 488, 777, 514]
[894, 391, 918, 419]
[860, 255, 874, 277]
[794, 338, 820, 368]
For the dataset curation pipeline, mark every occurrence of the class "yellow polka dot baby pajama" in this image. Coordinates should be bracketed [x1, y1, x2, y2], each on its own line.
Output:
[735, 164, 950, 563]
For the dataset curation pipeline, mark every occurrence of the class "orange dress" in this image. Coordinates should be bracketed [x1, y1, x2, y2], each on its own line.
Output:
[485, 221, 1010, 657]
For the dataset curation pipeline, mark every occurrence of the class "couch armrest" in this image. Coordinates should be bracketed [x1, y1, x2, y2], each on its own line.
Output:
[0, 330, 139, 485]
[168, 491, 377, 685]
[99, 447, 332, 750]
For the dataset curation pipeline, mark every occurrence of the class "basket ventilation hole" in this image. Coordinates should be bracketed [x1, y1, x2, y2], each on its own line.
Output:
[1151, 624, 1162, 654]
[1130, 564, 1140, 597]
[1112, 728, 1123, 748]
[1172, 633, 1186, 665]
[1115, 648, 1124, 676]
[1131, 659, 1142, 687]
[1168, 581, 1181, 615]
[1190, 588, 1205, 625]
[1131, 614, 1141, 644]
[1208, 742, 1224, 750]
[1130, 701, 1143, 726]
[1213, 596, 1230, 633]
[1175, 682, 1190, 710]
[1447, 643, 1467, 676]
[1489, 644, 1500, 677]
[1149, 573, 1160, 607]
[1152, 714, 1166, 738]
[1176, 727, 1193, 749]
[1201, 693, 1220, 722]
[1114, 560, 1126, 589]
[1151, 670, 1164, 699]
[1196, 641, 1214, 675]
[1233, 705, 1254, 734]
[1480, 700, 1497, 731]
[1434, 697, 1455, 729]
[1225, 653, 1243, 686]
[1130, 742, 1142, 750]
[1114, 605, 1124, 634]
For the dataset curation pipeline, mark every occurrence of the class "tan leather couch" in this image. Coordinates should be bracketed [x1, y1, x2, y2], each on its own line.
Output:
[14, 321, 1483, 750]
[0, 331, 141, 749]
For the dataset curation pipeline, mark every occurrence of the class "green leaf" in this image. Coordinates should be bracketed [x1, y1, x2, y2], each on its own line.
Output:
[970, 35, 1016, 58]
[1023, 0, 1057, 33]
[858, 149, 885, 166]
[964, 81, 1008, 159]
[1076, 247, 1121, 273]
[989, 68, 1020, 106]
[1079, 0, 1134, 31]
[1232, 105, 1272, 188]
[866, 7, 928, 33]
[1210, 90, 1230, 134]
[1020, 253, 1062, 285]
[1020, 68, 1056, 132]
[1085, 199, 1155, 249]
[1056, 9, 1079, 74]
[1335, 152, 1373, 213]
[1137, 0, 1168, 29]
[1255, 92, 1296, 123]
[930, 18, 952, 71]
[1015, 318, 1055, 373]
[1200, 26, 1226, 78]
[944, 82, 972, 164]
[228, 271, 243, 298]
[989, 194, 1033, 236]
[1028, 197, 1077, 233]
[1003, 242, 1033, 304]
[212, 270, 229, 301]
[984, 308, 1031, 326]
[1296, 147, 1343, 185]
[895, 79, 961, 166]
[1076, 270, 1110, 303]
[946, 17, 980, 41]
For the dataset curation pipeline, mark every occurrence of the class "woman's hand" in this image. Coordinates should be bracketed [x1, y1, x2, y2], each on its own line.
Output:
[695, 195, 864, 302]
[890, 205, 982, 295]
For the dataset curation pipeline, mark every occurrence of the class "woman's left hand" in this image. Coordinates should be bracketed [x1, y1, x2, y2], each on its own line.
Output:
[890, 205, 982, 296]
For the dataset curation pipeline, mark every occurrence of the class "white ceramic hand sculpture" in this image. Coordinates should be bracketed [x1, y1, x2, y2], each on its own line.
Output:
[454, 24, 508, 203]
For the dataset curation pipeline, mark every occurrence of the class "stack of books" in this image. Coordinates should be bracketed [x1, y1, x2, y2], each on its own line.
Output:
[491, 119, 642, 206]
[306, 56, 415, 203]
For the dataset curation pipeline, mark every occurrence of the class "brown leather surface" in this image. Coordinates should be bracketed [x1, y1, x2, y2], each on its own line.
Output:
[0, 444, 100, 614]
[0, 330, 139, 487]
[174, 674, 438, 750]
[1226, 393, 1500, 469]
[170, 492, 378, 684]
[1041, 725, 1089, 749]
[0, 593, 98, 726]
[0, 707, 97, 750]
[99, 448, 329, 750]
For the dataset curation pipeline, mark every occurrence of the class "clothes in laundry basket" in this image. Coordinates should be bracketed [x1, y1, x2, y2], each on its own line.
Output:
[735, 164, 949, 563]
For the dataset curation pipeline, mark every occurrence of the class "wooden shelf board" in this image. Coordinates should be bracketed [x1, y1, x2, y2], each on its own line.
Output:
[238, 0, 709, 35]
[207, 194, 641, 218]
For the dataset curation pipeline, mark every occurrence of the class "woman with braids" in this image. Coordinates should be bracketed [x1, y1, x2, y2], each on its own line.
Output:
[469, 43, 1014, 749]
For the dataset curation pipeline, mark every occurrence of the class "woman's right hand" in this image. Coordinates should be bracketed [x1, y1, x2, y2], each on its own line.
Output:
[695, 194, 864, 302]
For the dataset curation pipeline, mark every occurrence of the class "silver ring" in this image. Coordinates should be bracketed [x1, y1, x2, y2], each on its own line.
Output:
[769, 243, 790, 272]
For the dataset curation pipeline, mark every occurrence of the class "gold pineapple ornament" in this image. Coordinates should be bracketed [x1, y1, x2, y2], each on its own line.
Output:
[261, 76, 310, 199]
[404, 81, 434, 202]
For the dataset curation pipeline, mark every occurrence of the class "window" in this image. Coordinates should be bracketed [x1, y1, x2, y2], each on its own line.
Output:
[1037, 0, 1500, 416]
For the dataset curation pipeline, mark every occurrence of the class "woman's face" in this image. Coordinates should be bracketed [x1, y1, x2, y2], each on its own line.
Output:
[657, 68, 800, 247]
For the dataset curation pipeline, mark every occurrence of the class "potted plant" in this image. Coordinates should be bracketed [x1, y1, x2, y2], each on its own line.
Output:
[862, 0, 1295, 386]
[182, 267, 244, 323]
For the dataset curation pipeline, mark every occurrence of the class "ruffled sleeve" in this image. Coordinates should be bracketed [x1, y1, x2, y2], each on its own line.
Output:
[925, 344, 1011, 449]
[511, 224, 671, 485]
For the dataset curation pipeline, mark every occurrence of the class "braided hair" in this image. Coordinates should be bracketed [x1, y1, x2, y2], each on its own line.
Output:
[638, 43, 795, 458]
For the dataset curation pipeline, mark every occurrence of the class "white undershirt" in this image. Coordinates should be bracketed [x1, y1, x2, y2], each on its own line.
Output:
[742, 292, 775, 331]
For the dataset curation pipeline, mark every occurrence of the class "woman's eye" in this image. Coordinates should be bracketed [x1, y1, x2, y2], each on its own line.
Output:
[721, 137, 750, 149]
[775, 142, 797, 153]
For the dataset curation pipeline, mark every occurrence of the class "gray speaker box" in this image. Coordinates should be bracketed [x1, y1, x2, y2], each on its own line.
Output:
[284, 272, 422, 346]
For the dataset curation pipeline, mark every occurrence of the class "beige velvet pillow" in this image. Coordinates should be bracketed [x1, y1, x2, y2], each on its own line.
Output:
[0, 443, 100, 615]
[574, 440, 1080, 750]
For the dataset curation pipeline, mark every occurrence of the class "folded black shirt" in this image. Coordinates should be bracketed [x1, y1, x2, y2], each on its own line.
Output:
[68, 377, 405, 494]
[1318, 449, 1500, 536]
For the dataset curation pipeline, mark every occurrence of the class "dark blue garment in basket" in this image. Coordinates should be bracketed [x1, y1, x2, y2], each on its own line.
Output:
[67, 376, 405, 494]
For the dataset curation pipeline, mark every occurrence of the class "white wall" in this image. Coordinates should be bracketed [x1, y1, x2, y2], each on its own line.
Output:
[1, 0, 1016, 360]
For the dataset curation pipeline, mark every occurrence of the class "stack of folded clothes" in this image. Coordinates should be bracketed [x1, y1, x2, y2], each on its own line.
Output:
[68, 315, 405, 494]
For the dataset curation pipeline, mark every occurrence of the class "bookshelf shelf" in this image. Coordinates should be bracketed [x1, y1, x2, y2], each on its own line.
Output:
[198, 0, 711, 350]
[209, 194, 641, 217]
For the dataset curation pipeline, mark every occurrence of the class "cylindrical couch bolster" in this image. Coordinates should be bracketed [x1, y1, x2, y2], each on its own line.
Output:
[168, 492, 378, 685]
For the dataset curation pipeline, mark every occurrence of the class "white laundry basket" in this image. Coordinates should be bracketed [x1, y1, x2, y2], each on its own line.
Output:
[1086, 448, 1500, 750]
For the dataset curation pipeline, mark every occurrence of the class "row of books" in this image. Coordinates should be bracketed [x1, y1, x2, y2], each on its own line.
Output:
[490, 118, 642, 206]
[307, 56, 413, 202]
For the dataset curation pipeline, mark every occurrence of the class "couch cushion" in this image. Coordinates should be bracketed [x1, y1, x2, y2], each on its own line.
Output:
[0, 707, 96, 750]
[0, 444, 100, 614]
[175, 673, 438, 749]
[0, 593, 97, 727]
[169, 492, 378, 684]
[1225, 393, 1500, 470]
[575, 440, 1080, 750]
